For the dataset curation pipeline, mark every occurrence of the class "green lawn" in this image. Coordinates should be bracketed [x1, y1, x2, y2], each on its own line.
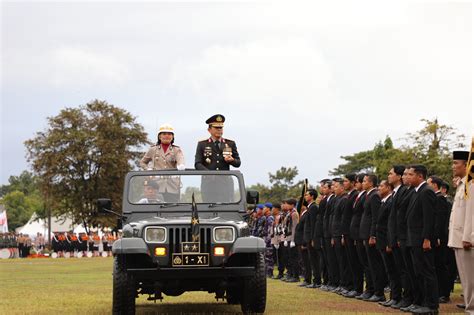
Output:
[0, 258, 465, 314]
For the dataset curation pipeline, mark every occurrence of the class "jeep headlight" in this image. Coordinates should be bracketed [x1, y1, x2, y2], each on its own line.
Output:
[213, 227, 235, 243]
[145, 227, 166, 243]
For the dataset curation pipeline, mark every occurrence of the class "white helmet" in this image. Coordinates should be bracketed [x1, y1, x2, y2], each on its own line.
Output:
[158, 123, 174, 134]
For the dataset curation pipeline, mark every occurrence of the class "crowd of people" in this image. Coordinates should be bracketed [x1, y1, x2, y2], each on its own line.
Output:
[247, 151, 473, 314]
[0, 231, 120, 258]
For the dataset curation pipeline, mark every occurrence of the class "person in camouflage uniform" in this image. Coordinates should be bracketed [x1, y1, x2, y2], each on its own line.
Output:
[263, 203, 275, 277]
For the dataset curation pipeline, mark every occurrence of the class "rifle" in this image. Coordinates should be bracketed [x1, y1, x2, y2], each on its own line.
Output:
[297, 178, 308, 213]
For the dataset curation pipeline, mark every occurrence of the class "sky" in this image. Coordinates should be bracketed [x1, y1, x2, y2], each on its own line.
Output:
[1, 1, 472, 187]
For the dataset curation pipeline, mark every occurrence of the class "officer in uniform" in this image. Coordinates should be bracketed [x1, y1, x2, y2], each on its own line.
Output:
[194, 114, 241, 171]
[140, 123, 185, 202]
[194, 114, 241, 202]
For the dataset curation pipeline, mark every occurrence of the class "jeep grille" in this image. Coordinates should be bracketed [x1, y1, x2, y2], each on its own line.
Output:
[169, 226, 212, 255]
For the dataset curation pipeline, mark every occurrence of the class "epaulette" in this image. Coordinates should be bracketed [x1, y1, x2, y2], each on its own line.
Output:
[222, 138, 235, 143]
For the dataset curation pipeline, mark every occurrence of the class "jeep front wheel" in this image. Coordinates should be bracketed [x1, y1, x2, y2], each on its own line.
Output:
[113, 255, 136, 315]
[241, 253, 266, 313]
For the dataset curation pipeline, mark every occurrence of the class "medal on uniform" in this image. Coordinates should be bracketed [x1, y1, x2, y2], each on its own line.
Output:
[204, 146, 212, 164]
[223, 144, 232, 157]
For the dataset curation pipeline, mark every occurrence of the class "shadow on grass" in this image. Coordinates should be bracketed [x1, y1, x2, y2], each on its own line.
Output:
[136, 302, 242, 314]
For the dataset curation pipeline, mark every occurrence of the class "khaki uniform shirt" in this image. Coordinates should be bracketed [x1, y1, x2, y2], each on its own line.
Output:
[448, 179, 474, 248]
[140, 145, 185, 194]
[140, 144, 185, 170]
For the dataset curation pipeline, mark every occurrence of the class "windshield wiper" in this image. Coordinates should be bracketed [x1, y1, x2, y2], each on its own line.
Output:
[159, 203, 189, 208]
[207, 202, 235, 208]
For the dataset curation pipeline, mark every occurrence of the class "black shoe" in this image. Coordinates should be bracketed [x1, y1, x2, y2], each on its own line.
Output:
[367, 295, 385, 302]
[319, 285, 329, 291]
[333, 286, 343, 293]
[400, 304, 420, 312]
[339, 289, 349, 296]
[456, 303, 466, 309]
[412, 306, 438, 314]
[438, 296, 450, 303]
[287, 277, 299, 283]
[380, 299, 398, 307]
[344, 290, 360, 298]
[357, 292, 372, 300]
[298, 281, 310, 287]
[392, 299, 412, 309]
[307, 283, 320, 288]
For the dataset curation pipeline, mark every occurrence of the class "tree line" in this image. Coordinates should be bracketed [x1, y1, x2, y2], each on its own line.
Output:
[0, 100, 466, 231]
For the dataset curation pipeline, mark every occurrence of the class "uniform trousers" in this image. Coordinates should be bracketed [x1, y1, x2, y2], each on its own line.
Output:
[411, 246, 439, 309]
[299, 246, 312, 283]
[334, 237, 351, 289]
[392, 245, 414, 304]
[434, 242, 451, 298]
[380, 249, 402, 301]
[324, 238, 339, 287]
[276, 243, 285, 276]
[455, 248, 474, 314]
[356, 240, 373, 294]
[345, 238, 363, 293]
[364, 242, 387, 296]
[308, 243, 322, 285]
[288, 245, 299, 278]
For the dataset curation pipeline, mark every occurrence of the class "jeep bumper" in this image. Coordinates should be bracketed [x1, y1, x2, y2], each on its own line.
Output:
[127, 266, 255, 280]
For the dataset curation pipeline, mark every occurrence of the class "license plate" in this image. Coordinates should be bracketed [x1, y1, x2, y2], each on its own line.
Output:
[172, 253, 209, 267]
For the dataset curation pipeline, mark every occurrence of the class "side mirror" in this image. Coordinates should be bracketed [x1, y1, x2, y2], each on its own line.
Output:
[97, 198, 112, 214]
[246, 190, 259, 204]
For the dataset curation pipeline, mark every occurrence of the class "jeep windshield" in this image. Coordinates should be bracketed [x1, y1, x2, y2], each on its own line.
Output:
[128, 174, 241, 205]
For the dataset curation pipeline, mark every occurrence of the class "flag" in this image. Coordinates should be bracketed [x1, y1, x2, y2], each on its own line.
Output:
[296, 178, 308, 213]
[191, 192, 200, 242]
[465, 137, 474, 197]
[0, 210, 8, 233]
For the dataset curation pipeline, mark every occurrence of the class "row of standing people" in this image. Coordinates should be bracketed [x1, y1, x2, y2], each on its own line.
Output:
[51, 232, 119, 257]
[247, 150, 473, 314]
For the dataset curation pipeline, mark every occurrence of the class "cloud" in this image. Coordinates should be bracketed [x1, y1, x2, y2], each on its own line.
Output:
[167, 37, 337, 114]
[48, 47, 129, 87]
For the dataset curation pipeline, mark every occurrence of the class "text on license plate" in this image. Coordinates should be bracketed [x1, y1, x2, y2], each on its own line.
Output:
[172, 253, 209, 266]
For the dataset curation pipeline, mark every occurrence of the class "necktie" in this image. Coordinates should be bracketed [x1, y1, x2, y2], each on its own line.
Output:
[214, 140, 220, 150]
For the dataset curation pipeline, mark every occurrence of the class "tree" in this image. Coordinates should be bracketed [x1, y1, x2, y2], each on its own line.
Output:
[1, 190, 43, 231]
[331, 119, 466, 186]
[248, 166, 304, 204]
[24, 100, 149, 231]
[0, 171, 46, 229]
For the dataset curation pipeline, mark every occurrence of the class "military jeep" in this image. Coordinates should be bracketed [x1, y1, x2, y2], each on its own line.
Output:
[97, 170, 266, 314]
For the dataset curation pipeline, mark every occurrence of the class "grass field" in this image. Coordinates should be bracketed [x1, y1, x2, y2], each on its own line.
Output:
[0, 257, 465, 314]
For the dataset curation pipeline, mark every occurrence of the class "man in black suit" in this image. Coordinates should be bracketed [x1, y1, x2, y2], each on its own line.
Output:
[341, 174, 361, 298]
[317, 180, 331, 289]
[295, 199, 311, 286]
[322, 181, 339, 291]
[351, 174, 372, 300]
[305, 189, 322, 288]
[405, 165, 439, 314]
[428, 175, 452, 303]
[331, 179, 350, 294]
[359, 174, 386, 302]
[376, 180, 401, 307]
[386, 165, 414, 310]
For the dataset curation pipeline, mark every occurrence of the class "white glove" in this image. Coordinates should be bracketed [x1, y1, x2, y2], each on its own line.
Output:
[284, 241, 288, 247]
[177, 164, 185, 171]
[290, 241, 296, 248]
[274, 244, 279, 249]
